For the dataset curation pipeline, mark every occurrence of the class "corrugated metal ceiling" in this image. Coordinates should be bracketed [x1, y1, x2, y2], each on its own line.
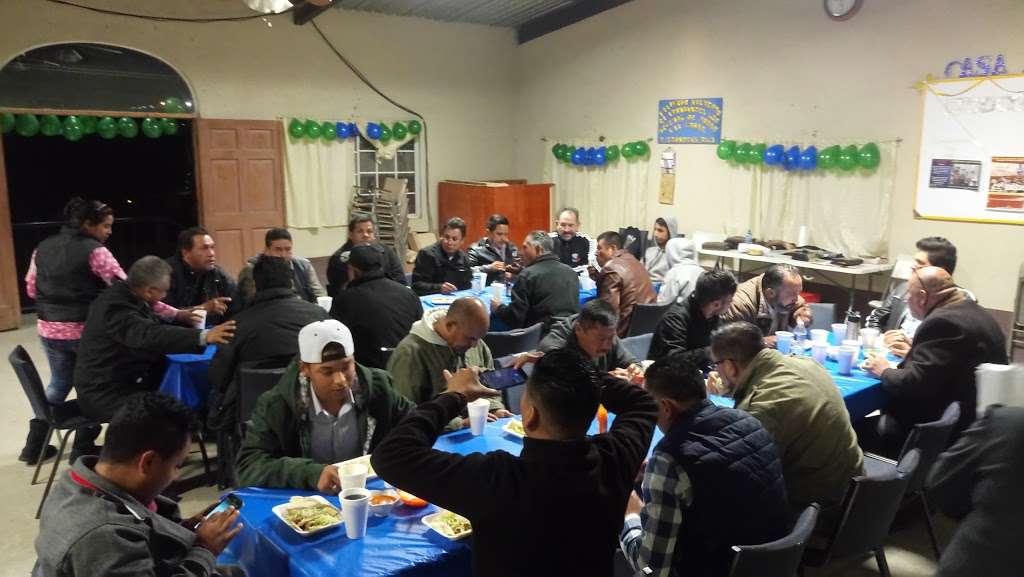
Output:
[333, 0, 577, 27]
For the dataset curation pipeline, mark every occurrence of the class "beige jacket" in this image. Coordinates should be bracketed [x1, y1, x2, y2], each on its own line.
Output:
[723, 273, 807, 335]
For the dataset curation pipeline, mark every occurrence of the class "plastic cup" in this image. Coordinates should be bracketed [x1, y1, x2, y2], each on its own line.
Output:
[859, 328, 879, 348]
[811, 342, 828, 365]
[837, 346, 857, 376]
[490, 282, 505, 301]
[340, 488, 371, 539]
[467, 399, 489, 436]
[842, 339, 862, 360]
[473, 272, 487, 292]
[317, 296, 333, 312]
[340, 463, 368, 490]
[810, 329, 829, 345]
[192, 309, 207, 329]
[831, 323, 846, 346]
[775, 331, 794, 355]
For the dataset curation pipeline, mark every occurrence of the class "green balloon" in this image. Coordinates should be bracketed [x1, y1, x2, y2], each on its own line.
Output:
[320, 121, 336, 141]
[288, 118, 305, 139]
[304, 119, 321, 139]
[97, 117, 117, 139]
[378, 123, 392, 144]
[735, 142, 753, 163]
[408, 120, 422, 135]
[621, 142, 636, 158]
[117, 117, 138, 138]
[751, 143, 767, 165]
[40, 114, 62, 136]
[605, 144, 620, 162]
[160, 117, 179, 136]
[551, 144, 562, 159]
[15, 114, 39, 137]
[392, 122, 407, 140]
[837, 145, 859, 171]
[818, 145, 839, 169]
[858, 142, 880, 169]
[141, 117, 162, 139]
[62, 116, 84, 141]
[80, 116, 97, 134]
[163, 97, 186, 113]
[633, 141, 650, 157]
[564, 146, 577, 161]
[1, 112, 14, 134]
[716, 140, 736, 160]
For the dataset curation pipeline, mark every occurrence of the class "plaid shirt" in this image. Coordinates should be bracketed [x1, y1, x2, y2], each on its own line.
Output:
[620, 450, 692, 577]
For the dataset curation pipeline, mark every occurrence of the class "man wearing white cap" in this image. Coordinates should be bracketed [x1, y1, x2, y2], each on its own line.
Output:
[236, 319, 414, 492]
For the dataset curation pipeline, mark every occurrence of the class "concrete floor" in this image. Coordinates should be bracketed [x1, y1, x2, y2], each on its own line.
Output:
[0, 316, 951, 576]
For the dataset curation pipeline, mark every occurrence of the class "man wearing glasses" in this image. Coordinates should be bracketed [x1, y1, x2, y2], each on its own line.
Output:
[861, 267, 1006, 456]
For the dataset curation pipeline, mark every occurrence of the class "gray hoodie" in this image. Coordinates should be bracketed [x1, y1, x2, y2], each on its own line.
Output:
[644, 215, 679, 282]
[657, 238, 704, 305]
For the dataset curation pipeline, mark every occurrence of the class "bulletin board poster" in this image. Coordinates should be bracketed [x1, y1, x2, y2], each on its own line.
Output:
[914, 75, 1024, 225]
[657, 98, 723, 144]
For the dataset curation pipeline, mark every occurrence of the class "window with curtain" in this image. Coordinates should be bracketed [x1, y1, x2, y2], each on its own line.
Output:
[354, 136, 420, 216]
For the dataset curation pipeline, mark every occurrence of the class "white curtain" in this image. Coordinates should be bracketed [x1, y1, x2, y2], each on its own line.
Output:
[282, 119, 353, 229]
[542, 139, 650, 235]
[724, 141, 899, 257]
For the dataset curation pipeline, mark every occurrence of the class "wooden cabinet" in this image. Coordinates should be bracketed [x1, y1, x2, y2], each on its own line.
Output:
[437, 180, 552, 247]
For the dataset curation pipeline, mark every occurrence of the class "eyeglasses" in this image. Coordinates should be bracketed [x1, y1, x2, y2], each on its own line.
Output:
[712, 358, 732, 368]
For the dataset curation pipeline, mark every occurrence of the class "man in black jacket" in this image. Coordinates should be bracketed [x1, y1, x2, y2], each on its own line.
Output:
[330, 245, 422, 369]
[411, 217, 473, 295]
[927, 405, 1024, 577]
[533, 300, 641, 376]
[467, 214, 520, 285]
[207, 256, 329, 433]
[621, 353, 789, 577]
[75, 257, 236, 424]
[491, 231, 579, 333]
[549, 207, 596, 268]
[372, 349, 657, 577]
[863, 266, 1007, 456]
[326, 213, 406, 296]
[164, 227, 237, 324]
[648, 270, 737, 367]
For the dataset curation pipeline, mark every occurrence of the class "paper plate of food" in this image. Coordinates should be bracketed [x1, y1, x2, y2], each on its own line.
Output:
[422, 509, 473, 540]
[502, 419, 526, 439]
[429, 295, 458, 305]
[272, 496, 342, 536]
[333, 454, 377, 479]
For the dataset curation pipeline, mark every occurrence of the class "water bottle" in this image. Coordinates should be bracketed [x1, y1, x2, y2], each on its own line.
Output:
[845, 310, 862, 341]
[744, 229, 753, 244]
[793, 319, 807, 348]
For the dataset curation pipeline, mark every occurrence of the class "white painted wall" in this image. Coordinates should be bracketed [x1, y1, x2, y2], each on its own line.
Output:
[512, 0, 1024, 311]
[0, 0, 519, 258]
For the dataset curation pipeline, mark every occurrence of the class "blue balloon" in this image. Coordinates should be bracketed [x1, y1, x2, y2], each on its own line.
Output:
[764, 144, 785, 165]
[366, 122, 381, 140]
[798, 146, 818, 170]
[593, 146, 607, 166]
[585, 147, 598, 165]
[335, 122, 351, 139]
[783, 146, 801, 171]
[349, 123, 358, 136]
[571, 148, 586, 165]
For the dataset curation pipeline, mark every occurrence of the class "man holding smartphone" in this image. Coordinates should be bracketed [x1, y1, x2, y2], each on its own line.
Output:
[34, 393, 245, 577]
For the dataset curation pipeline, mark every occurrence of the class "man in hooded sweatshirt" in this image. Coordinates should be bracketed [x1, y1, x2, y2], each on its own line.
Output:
[387, 297, 511, 424]
[644, 216, 679, 283]
[656, 238, 704, 305]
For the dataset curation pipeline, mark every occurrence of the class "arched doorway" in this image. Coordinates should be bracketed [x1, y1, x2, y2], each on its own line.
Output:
[0, 42, 200, 325]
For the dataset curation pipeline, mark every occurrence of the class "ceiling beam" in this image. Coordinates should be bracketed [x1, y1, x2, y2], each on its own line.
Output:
[516, 0, 633, 44]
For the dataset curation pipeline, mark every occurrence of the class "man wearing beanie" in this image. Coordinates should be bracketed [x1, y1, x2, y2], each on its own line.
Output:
[330, 244, 423, 369]
[235, 319, 414, 491]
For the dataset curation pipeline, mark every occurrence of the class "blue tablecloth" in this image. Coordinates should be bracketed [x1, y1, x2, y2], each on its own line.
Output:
[159, 345, 216, 410]
[420, 287, 598, 332]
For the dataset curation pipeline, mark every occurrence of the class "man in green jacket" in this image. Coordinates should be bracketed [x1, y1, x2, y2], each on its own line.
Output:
[709, 321, 863, 511]
[387, 298, 510, 424]
[236, 319, 414, 492]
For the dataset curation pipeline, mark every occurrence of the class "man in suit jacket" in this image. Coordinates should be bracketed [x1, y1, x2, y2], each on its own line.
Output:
[927, 405, 1024, 577]
[863, 266, 1007, 456]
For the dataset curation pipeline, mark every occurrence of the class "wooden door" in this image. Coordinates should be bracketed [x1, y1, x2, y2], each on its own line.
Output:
[0, 137, 20, 330]
[194, 119, 286, 277]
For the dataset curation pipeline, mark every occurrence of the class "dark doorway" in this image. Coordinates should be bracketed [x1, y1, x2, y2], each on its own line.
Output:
[3, 124, 197, 312]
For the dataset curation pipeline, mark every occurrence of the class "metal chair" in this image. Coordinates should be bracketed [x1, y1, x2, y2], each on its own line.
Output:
[863, 402, 960, 559]
[217, 364, 286, 487]
[802, 449, 921, 577]
[483, 323, 542, 359]
[621, 333, 653, 362]
[626, 302, 672, 337]
[807, 302, 836, 332]
[728, 504, 820, 577]
[9, 346, 102, 519]
[868, 257, 915, 310]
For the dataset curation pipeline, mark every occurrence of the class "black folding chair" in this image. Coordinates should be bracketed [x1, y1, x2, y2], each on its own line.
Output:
[218, 364, 286, 487]
[807, 302, 836, 332]
[9, 346, 101, 518]
[483, 323, 542, 359]
[802, 449, 921, 577]
[728, 504, 820, 577]
[626, 302, 672, 337]
[864, 402, 960, 559]
[620, 334, 653, 362]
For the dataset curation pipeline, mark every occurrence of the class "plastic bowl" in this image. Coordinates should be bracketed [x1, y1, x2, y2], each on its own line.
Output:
[369, 490, 400, 517]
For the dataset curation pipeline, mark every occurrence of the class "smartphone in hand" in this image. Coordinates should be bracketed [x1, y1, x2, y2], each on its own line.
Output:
[205, 493, 244, 520]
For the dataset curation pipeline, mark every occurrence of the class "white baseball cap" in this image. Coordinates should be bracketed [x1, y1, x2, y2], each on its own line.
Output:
[298, 319, 355, 363]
